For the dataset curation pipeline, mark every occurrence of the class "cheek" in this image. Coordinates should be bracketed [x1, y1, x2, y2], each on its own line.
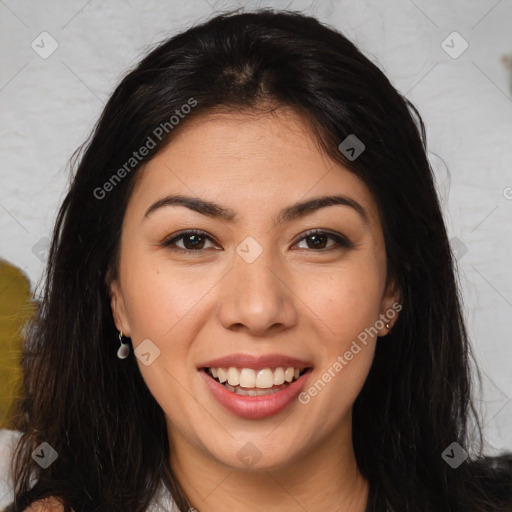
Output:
[298, 264, 382, 422]
[118, 258, 207, 414]
[120, 253, 217, 342]
[296, 254, 384, 412]
[301, 257, 385, 343]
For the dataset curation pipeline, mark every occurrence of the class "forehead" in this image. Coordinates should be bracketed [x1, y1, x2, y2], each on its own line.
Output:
[128, 108, 380, 228]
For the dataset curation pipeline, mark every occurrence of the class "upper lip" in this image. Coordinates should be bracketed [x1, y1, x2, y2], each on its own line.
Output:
[198, 353, 313, 371]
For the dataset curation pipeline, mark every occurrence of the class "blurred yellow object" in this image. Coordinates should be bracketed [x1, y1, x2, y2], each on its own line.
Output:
[0, 259, 35, 429]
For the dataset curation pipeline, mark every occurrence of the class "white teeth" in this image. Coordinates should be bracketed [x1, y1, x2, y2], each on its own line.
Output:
[239, 368, 256, 388]
[256, 368, 274, 388]
[273, 367, 285, 385]
[207, 366, 307, 389]
[227, 367, 240, 386]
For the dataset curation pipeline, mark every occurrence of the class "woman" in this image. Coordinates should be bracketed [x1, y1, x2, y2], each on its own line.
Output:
[4, 8, 512, 512]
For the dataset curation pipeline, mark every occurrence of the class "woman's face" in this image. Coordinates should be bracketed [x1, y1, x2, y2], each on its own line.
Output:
[109, 108, 399, 472]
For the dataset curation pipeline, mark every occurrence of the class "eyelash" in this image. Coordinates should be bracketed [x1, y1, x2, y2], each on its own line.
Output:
[161, 229, 354, 253]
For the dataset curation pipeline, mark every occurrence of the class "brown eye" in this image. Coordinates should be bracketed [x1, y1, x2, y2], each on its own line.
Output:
[302, 233, 330, 249]
[162, 230, 217, 252]
[181, 233, 206, 250]
[295, 230, 353, 251]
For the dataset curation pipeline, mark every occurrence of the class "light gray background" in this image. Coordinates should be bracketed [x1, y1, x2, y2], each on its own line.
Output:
[1, 0, 511, 452]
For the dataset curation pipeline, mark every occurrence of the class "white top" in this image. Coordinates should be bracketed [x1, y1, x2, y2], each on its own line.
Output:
[0, 429, 181, 511]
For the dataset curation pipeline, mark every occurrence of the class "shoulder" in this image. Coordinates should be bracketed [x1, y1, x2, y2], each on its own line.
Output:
[23, 497, 68, 511]
[470, 454, 512, 506]
[478, 454, 512, 481]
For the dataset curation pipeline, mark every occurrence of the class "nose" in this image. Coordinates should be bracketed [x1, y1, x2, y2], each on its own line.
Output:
[217, 244, 299, 337]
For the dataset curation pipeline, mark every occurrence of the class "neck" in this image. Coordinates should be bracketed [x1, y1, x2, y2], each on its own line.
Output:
[167, 415, 369, 512]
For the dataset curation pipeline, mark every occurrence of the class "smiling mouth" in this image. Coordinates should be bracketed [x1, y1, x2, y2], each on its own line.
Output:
[201, 367, 313, 397]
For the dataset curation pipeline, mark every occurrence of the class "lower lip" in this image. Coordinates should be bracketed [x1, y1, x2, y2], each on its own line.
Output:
[199, 369, 312, 420]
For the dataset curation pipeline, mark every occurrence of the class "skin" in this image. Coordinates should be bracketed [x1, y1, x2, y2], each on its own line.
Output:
[109, 107, 400, 512]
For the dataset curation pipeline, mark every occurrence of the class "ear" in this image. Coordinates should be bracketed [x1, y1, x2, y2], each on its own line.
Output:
[377, 278, 402, 337]
[107, 275, 132, 337]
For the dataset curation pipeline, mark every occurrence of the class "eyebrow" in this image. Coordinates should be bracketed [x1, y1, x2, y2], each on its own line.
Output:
[143, 193, 369, 225]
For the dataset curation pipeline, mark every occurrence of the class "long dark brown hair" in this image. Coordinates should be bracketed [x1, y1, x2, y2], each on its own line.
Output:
[5, 8, 512, 512]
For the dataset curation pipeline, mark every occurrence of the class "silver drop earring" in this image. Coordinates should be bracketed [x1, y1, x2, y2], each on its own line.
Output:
[117, 330, 131, 359]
